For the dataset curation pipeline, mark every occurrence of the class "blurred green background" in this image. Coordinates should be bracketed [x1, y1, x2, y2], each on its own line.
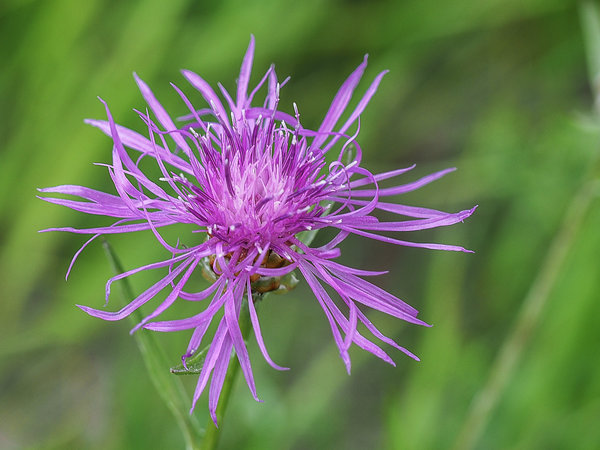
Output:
[2, 0, 600, 449]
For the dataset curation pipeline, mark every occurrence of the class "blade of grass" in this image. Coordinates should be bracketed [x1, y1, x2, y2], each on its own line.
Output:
[452, 4, 600, 448]
[102, 239, 204, 450]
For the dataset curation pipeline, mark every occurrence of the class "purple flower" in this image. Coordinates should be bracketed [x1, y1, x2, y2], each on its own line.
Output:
[39, 36, 475, 422]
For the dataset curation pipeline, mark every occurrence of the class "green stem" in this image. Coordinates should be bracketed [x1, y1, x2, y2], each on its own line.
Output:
[102, 239, 204, 450]
[200, 295, 255, 450]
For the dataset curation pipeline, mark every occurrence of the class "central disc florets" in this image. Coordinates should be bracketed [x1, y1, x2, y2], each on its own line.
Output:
[217, 152, 296, 233]
[179, 117, 330, 247]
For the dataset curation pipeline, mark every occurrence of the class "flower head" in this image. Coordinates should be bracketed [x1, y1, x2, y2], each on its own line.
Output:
[39, 36, 475, 423]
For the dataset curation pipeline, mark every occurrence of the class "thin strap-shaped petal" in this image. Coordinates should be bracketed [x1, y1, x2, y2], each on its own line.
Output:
[345, 206, 476, 232]
[39, 185, 130, 206]
[313, 261, 426, 325]
[319, 259, 387, 277]
[306, 260, 399, 366]
[37, 195, 134, 217]
[134, 73, 192, 155]
[85, 119, 192, 174]
[144, 282, 229, 331]
[247, 64, 273, 106]
[224, 282, 259, 401]
[339, 225, 474, 252]
[298, 261, 350, 372]
[312, 55, 368, 149]
[237, 35, 255, 111]
[181, 280, 227, 364]
[347, 168, 456, 198]
[40, 220, 173, 235]
[344, 302, 358, 352]
[323, 69, 389, 153]
[103, 104, 146, 215]
[217, 82, 236, 115]
[105, 252, 193, 302]
[208, 334, 233, 425]
[331, 266, 419, 313]
[176, 108, 216, 122]
[77, 257, 193, 321]
[332, 198, 450, 219]
[254, 262, 298, 277]
[246, 278, 289, 370]
[356, 309, 420, 361]
[182, 321, 213, 366]
[266, 65, 278, 109]
[347, 165, 415, 189]
[179, 275, 224, 301]
[100, 98, 171, 201]
[130, 258, 200, 333]
[191, 318, 228, 412]
[66, 234, 100, 280]
[182, 69, 230, 127]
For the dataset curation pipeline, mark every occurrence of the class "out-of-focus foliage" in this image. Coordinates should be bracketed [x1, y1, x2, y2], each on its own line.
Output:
[1, 1, 599, 449]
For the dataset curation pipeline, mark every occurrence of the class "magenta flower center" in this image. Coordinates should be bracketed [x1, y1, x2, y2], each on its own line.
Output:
[179, 119, 329, 250]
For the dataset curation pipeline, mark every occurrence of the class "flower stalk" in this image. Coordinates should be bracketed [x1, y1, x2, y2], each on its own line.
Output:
[200, 295, 254, 450]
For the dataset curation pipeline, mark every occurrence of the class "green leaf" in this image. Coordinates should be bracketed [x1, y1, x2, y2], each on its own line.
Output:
[171, 345, 210, 375]
[580, 1, 600, 93]
[251, 272, 300, 295]
[102, 239, 204, 449]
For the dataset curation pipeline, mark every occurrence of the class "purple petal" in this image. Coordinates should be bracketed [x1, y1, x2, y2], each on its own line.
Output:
[298, 261, 350, 372]
[129, 258, 200, 333]
[323, 69, 388, 153]
[105, 252, 192, 303]
[348, 168, 457, 198]
[181, 69, 230, 127]
[77, 257, 193, 321]
[85, 119, 192, 174]
[312, 56, 368, 149]
[134, 73, 192, 155]
[347, 165, 416, 189]
[237, 35, 255, 111]
[40, 221, 172, 235]
[224, 281, 259, 401]
[247, 278, 289, 371]
[344, 206, 477, 232]
[144, 281, 228, 332]
[191, 318, 229, 412]
[339, 225, 474, 253]
[208, 334, 233, 425]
